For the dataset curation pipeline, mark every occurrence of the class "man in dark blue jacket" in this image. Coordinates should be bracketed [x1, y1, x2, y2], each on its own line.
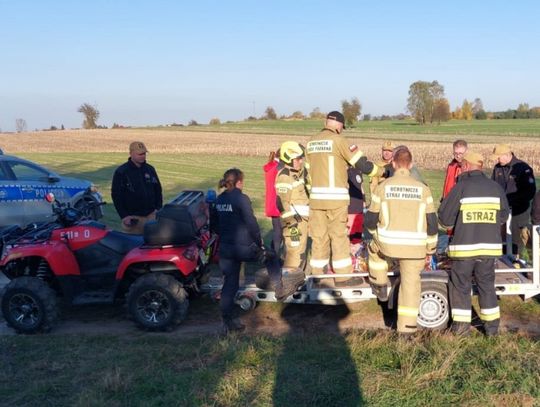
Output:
[111, 141, 163, 234]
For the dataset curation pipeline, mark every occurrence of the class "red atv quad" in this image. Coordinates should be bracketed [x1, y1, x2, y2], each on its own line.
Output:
[0, 190, 218, 334]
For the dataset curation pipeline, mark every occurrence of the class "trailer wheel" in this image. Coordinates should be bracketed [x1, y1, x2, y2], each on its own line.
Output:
[418, 281, 449, 330]
[127, 273, 189, 331]
[1, 277, 58, 334]
[236, 294, 256, 312]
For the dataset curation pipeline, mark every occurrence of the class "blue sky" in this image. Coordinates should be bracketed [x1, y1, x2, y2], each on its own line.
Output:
[1, 1, 539, 131]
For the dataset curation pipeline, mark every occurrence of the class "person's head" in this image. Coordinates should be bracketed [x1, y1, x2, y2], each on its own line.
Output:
[462, 151, 484, 172]
[280, 141, 304, 170]
[129, 141, 148, 166]
[325, 111, 346, 133]
[381, 140, 394, 162]
[392, 146, 413, 170]
[219, 168, 244, 191]
[491, 144, 513, 166]
[452, 139, 468, 164]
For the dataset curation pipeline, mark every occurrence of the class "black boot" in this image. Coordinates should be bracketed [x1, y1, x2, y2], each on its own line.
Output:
[370, 283, 389, 302]
[275, 269, 305, 301]
[450, 322, 470, 336]
[222, 317, 246, 334]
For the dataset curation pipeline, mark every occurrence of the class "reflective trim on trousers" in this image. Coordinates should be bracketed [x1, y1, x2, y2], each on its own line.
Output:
[480, 306, 500, 321]
[310, 258, 329, 268]
[332, 257, 352, 269]
[398, 306, 418, 317]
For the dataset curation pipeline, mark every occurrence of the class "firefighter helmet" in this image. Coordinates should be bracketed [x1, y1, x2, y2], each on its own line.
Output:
[280, 141, 304, 164]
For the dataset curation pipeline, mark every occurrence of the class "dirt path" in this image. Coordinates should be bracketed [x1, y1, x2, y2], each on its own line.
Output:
[1, 296, 538, 338]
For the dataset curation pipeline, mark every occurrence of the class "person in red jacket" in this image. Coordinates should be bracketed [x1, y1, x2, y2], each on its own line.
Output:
[263, 150, 283, 255]
[442, 139, 468, 200]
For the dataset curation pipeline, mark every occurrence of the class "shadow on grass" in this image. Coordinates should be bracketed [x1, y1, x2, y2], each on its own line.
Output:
[273, 303, 364, 406]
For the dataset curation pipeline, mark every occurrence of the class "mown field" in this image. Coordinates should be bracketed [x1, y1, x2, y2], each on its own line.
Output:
[1, 127, 540, 406]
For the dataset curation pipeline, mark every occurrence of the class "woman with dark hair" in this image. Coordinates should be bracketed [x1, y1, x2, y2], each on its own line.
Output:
[214, 168, 267, 333]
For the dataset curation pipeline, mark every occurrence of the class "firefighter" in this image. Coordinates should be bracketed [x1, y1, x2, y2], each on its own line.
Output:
[365, 147, 438, 335]
[369, 140, 394, 196]
[306, 111, 381, 285]
[274, 141, 310, 300]
[439, 151, 509, 336]
[491, 144, 536, 259]
[213, 168, 279, 333]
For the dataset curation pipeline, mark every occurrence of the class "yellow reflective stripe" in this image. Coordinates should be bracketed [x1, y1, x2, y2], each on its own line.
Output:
[452, 308, 472, 317]
[417, 203, 426, 233]
[452, 315, 472, 322]
[329, 155, 335, 188]
[332, 257, 352, 269]
[460, 203, 500, 211]
[426, 196, 433, 205]
[275, 183, 292, 189]
[398, 306, 418, 317]
[371, 194, 381, 204]
[349, 150, 364, 166]
[291, 180, 305, 187]
[460, 197, 500, 204]
[448, 249, 502, 258]
[480, 306, 499, 315]
[426, 235, 438, 245]
[368, 164, 379, 177]
[378, 229, 428, 239]
[479, 312, 500, 322]
[310, 258, 329, 268]
[310, 193, 350, 200]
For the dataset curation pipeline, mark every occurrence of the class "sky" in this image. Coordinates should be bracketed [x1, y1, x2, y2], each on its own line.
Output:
[1, 0, 539, 131]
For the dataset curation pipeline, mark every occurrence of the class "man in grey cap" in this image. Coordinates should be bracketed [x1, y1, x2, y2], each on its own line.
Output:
[491, 144, 536, 259]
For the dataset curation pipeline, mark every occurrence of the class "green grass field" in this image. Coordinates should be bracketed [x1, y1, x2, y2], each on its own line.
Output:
[147, 118, 540, 140]
[2, 152, 539, 406]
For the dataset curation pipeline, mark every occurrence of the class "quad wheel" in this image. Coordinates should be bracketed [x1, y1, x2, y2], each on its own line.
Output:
[417, 281, 449, 330]
[127, 273, 189, 331]
[1, 277, 59, 334]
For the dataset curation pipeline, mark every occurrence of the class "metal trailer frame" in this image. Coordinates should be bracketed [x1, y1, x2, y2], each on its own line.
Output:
[228, 226, 540, 330]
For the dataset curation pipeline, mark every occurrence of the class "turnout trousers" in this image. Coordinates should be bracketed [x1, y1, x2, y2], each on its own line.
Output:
[449, 258, 500, 334]
[282, 220, 308, 269]
[368, 240, 424, 333]
[309, 206, 352, 281]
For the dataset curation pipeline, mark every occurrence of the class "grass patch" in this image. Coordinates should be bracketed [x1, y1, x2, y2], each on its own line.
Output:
[0, 331, 538, 406]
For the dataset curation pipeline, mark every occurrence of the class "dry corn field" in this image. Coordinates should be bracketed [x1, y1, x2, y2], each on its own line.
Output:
[1, 129, 540, 172]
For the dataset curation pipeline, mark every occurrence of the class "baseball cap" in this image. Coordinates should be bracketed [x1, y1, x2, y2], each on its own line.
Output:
[129, 141, 148, 154]
[463, 151, 484, 166]
[326, 111, 346, 129]
[490, 144, 511, 160]
[382, 140, 395, 151]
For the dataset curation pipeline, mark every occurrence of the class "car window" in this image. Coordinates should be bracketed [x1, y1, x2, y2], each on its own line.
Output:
[0, 164, 10, 180]
[7, 161, 49, 181]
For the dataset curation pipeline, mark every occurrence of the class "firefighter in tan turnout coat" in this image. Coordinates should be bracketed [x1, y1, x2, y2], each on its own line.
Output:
[306, 111, 380, 284]
[365, 147, 438, 334]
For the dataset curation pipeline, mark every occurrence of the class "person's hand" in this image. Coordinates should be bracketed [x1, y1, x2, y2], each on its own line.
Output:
[268, 151, 276, 163]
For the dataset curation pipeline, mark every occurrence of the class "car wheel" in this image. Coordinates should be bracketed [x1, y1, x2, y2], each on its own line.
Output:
[417, 281, 449, 330]
[1, 277, 58, 334]
[127, 273, 189, 331]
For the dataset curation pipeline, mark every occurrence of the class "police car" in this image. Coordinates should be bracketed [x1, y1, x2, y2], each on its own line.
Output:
[0, 150, 103, 227]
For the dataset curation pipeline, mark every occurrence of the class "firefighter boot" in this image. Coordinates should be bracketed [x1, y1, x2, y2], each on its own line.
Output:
[370, 283, 389, 302]
[222, 317, 246, 334]
[450, 322, 470, 337]
[275, 269, 305, 301]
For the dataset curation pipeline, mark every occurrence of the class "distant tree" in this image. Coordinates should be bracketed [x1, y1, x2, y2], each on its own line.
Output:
[472, 98, 484, 114]
[309, 107, 326, 119]
[77, 103, 100, 129]
[15, 118, 27, 133]
[209, 118, 221, 125]
[475, 110, 487, 120]
[341, 97, 362, 127]
[461, 99, 473, 120]
[263, 106, 277, 120]
[432, 98, 451, 124]
[290, 111, 304, 119]
[516, 103, 530, 119]
[49, 125, 58, 131]
[452, 106, 463, 120]
[407, 80, 445, 124]
[363, 114, 371, 121]
[188, 119, 199, 126]
[245, 116, 257, 121]
[61, 124, 65, 130]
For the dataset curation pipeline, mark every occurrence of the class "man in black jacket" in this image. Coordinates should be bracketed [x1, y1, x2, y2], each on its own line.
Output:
[111, 141, 163, 234]
[491, 144, 536, 258]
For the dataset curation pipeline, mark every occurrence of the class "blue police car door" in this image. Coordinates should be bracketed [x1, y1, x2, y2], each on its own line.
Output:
[5, 160, 63, 224]
[0, 162, 25, 226]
